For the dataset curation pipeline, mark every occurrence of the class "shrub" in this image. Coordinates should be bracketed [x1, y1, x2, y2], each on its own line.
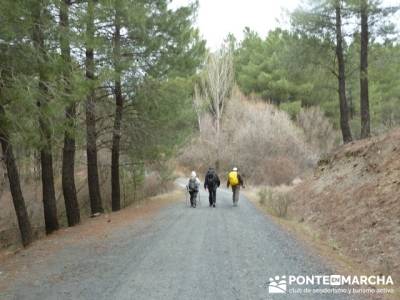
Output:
[179, 91, 318, 185]
[258, 187, 292, 218]
[142, 164, 176, 200]
[272, 193, 292, 218]
[296, 106, 338, 155]
[281, 100, 301, 119]
[258, 187, 272, 205]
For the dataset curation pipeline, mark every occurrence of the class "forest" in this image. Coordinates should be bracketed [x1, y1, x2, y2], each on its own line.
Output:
[0, 0, 399, 249]
[0, 0, 205, 247]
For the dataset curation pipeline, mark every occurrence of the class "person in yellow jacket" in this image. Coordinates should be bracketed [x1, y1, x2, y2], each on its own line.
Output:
[226, 167, 244, 207]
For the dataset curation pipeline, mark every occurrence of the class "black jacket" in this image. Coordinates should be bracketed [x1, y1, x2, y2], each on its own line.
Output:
[204, 169, 220, 190]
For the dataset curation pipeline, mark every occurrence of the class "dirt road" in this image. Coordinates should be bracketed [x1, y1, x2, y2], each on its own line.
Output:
[0, 185, 357, 300]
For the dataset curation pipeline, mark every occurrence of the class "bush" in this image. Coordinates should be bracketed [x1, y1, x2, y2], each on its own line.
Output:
[258, 187, 272, 205]
[179, 91, 318, 185]
[281, 100, 301, 119]
[272, 193, 292, 218]
[258, 187, 291, 218]
[297, 106, 338, 155]
[142, 164, 176, 199]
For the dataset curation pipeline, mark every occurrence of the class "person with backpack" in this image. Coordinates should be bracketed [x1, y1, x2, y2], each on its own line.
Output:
[204, 167, 220, 207]
[187, 171, 200, 208]
[227, 167, 244, 207]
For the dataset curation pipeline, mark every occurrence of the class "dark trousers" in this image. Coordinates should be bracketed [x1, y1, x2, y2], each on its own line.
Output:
[208, 188, 216, 206]
[189, 191, 198, 207]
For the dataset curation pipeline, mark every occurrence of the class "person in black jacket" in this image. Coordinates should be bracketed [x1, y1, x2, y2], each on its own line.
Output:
[204, 167, 220, 207]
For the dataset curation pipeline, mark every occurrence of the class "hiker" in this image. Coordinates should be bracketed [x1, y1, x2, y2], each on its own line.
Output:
[227, 167, 244, 206]
[187, 171, 200, 208]
[204, 167, 220, 207]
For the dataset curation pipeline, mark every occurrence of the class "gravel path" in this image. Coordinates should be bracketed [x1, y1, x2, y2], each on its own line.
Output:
[1, 185, 358, 300]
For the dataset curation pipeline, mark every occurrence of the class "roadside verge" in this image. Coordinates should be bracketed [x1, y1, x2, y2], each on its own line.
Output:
[244, 187, 398, 300]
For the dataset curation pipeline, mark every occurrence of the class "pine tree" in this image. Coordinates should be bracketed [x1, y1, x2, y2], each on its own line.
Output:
[107, 0, 205, 210]
[292, 0, 353, 143]
[111, 0, 123, 211]
[334, 0, 353, 143]
[359, 0, 370, 138]
[32, 0, 59, 233]
[0, 102, 33, 246]
[60, 0, 80, 225]
[85, 0, 104, 215]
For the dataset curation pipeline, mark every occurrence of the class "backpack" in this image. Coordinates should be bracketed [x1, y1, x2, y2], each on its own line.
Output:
[228, 171, 239, 186]
[188, 178, 198, 192]
[206, 170, 217, 187]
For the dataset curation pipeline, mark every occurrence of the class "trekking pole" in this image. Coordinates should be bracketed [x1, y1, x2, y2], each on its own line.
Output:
[185, 186, 189, 207]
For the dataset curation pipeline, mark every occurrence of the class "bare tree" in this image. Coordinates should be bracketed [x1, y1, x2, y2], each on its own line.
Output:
[193, 85, 203, 133]
[199, 47, 234, 170]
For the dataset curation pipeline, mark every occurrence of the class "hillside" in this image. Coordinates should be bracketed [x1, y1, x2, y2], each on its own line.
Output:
[289, 128, 400, 282]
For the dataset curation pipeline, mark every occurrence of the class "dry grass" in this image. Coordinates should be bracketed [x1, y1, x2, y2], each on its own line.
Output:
[246, 186, 399, 299]
[142, 171, 175, 198]
[256, 186, 292, 218]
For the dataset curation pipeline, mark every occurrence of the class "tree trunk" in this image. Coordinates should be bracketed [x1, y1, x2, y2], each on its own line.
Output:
[360, 0, 370, 138]
[0, 105, 33, 247]
[39, 143, 59, 233]
[111, 3, 123, 211]
[85, 0, 103, 214]
[32, 2, 59, 233]
[335, 0, 353, 144]
[215, 114, 221, 172]
[60, 0, 80, 226]
[111, 81, 123, 211]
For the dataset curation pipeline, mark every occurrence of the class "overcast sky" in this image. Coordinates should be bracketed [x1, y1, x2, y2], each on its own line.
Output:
[171, 0, 400, 49]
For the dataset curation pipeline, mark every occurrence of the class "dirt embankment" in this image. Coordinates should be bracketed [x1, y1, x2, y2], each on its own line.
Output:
[289, 128, 400, 283]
